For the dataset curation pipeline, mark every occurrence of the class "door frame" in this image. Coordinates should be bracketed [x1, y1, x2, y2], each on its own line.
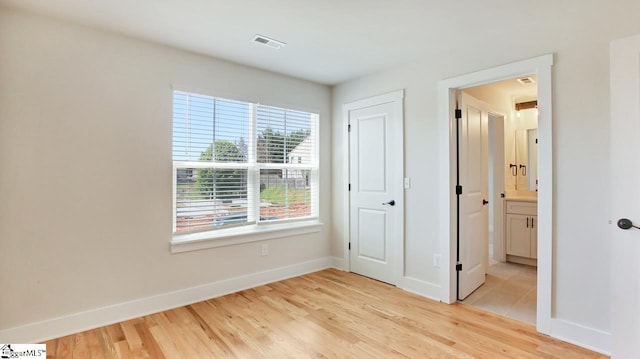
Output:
[437, 54, 553, 334]
[488, 111, 506, 263]
[342, 90, 405, 284]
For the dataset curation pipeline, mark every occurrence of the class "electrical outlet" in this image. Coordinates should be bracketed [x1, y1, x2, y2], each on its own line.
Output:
[433, 254, 441, 268]
[261, 244, 269, 256]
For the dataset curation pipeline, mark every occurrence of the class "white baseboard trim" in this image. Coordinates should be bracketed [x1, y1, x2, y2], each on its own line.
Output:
[550, 318, 611, 355]
[0, 257, 334, 344]
[399, 276, 442, 301]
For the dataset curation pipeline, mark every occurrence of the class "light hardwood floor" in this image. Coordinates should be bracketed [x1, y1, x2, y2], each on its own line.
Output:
[43, 269, 607, 358]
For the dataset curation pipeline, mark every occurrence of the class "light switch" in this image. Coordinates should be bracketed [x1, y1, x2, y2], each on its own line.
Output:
[404, 177, 411, 189]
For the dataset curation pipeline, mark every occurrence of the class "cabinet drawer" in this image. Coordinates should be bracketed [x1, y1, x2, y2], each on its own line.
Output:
[506, 201, 537, 215]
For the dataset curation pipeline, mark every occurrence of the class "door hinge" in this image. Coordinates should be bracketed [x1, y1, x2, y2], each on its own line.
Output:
[348, 183, 351, 191]
[348, 124, 351, 132]
[455, 109, 462, 119]
[456, 262, 463, 271]
[456, 185, 463, 195]
[348, 242, 351, 250]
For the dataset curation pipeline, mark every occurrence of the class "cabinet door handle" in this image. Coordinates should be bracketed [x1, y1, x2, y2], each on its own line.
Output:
[510, 164, 518, 176]
[531, 217, 534, 228]
[526, 217, 529, 228]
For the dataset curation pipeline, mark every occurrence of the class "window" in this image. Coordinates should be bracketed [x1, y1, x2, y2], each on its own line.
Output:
[172, 91, 318, 235]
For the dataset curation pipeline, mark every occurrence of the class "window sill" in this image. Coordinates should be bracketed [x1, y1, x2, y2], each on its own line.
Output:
[170, 220, 323, 254]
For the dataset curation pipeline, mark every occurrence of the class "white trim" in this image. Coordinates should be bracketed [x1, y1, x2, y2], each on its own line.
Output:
[341, 103, 351, 271]
[171, 221, 323, 253]
[342, 90, 405, 283]
[437, 55, 554, 335]
[487, 111, 507, 263]
[534, 61, 554, 336]
[170, 84, 324, 117]
[550, 318, 611, 355]
[172, 165, 178, 233]
[343, 90, 405, 110]
[172, 92, 320, 236]
[400, 277, 442, 301]
[0, 257, 335, 344]
[437, 84, 457, 304]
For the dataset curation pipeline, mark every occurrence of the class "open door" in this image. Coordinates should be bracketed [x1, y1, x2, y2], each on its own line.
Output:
[610, 33, 640, 359]
[457, 92, 489, 300]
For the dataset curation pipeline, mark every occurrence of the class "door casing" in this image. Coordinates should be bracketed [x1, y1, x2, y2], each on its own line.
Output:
[438, 54, 554, 335]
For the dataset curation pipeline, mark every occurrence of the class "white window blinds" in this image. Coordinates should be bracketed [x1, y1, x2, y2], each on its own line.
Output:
[172, 91, 318, 234]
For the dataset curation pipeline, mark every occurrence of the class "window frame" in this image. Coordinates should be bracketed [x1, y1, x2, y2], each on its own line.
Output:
[171, 91, 321, 252]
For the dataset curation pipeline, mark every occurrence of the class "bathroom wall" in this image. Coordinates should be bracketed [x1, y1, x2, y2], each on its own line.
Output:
[464, 84, 538, 196]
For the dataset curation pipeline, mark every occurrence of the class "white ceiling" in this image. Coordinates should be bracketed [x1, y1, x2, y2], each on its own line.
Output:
[3, 0, 640, 85]
[466, 75, 538, 104]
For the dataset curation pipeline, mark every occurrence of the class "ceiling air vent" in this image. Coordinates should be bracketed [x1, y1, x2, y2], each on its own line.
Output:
[252, 35, 286, 49]
[517, 76, 535, 85]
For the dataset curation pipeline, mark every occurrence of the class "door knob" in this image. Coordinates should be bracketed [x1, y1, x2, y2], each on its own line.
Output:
[382, 200, 396, 206]
[482, 199, 489, 205]
[617, 218, 639, 230]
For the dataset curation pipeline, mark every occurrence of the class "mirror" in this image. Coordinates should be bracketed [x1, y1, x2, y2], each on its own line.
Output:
[514, 129, 538, 191]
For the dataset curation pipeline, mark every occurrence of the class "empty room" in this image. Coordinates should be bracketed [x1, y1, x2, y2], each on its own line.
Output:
[1, 1, 640, 358]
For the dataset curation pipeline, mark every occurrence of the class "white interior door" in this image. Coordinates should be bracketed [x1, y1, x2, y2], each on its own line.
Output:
[458, 92, 489, 299]
[348, 97, 403, 285]
[610, 33, 640, 359]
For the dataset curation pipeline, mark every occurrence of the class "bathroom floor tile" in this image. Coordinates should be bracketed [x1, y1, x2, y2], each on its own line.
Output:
[506, 289, 537, 324]
[462, 261, 537, 324]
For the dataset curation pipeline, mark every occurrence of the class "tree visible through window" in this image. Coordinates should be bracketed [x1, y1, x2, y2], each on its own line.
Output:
[172, 91, 318, 234]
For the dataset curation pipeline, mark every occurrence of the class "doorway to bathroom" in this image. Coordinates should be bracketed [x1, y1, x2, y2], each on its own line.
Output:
[457, 78, 539, 325]
[437, 54, 554, 333]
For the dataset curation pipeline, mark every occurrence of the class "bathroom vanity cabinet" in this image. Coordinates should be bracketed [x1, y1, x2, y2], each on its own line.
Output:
[505, 199, 537, 266]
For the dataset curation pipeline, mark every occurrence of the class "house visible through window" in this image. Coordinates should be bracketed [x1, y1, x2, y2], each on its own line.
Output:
[172, 91, 319, 234]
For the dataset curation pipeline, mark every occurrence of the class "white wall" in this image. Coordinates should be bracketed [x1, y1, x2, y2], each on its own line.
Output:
[1, 2, 634, 352]
[0, 7, 331, 336]
[331, 25, 626, 346]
